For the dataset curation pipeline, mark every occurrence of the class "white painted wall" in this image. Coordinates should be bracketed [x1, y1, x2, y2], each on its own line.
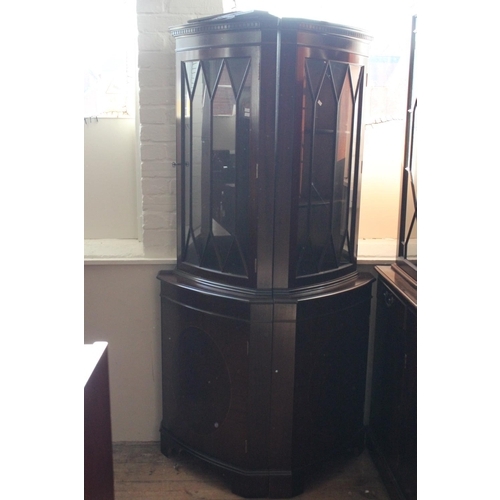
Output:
[84, 118, 139, 239]
[84, 264, 168, 441]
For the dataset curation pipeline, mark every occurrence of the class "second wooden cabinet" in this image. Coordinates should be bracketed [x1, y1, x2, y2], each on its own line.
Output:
[368, 265, 417, 500]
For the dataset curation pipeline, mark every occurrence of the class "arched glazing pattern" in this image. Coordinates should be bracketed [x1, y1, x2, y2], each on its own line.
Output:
[180, 58, 252, 277]
[296, 59, 364, 278]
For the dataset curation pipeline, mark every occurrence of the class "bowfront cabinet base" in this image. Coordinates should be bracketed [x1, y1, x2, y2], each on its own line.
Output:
[158, 270, 374, 498]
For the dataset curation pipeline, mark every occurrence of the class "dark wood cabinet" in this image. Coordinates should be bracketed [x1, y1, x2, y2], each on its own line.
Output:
[84, 342, 115, 500]
[158, 11, 374, 498]
[368, 266, 417, 500]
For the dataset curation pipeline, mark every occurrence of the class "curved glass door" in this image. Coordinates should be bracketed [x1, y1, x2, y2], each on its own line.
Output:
[180, 57, 252, 277]
[398, 15, 417, 279]
[295, 58, 364, 279]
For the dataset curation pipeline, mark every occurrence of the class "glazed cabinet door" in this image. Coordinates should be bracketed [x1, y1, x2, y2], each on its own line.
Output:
[176, 49, 261, 287]
[274, 35, 369, 289]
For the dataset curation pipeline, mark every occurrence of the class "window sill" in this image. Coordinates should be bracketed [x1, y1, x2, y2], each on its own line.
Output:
[357, 238, 397, 265]
[84, 239, 176, 266]
[84, 238, 396, 267]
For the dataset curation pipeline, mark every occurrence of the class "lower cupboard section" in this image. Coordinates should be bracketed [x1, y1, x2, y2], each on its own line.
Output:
[158, 270, 374, 498]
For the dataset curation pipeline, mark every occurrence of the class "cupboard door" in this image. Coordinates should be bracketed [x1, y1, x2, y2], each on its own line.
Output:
[398, 306, 417, 500]
[371, 281, 407, 473]
[370, 275, 417, 500]
[161, 295, 251, 467]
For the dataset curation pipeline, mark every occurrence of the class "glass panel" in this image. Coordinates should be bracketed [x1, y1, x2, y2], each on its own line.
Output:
[297, 59, 326, 275]
[320, 237, 337, 271]
[332, 62, 353, 264]
[200, 233, 219, 269]
[306, 59, 328, 98]
[296, 59, 359, 277]
[297, 62, 316, 266]
[212, 63, 237, 246]
[182, 62, 195, 254]
[400, 15, 417, 271]
[183, 62, 208, 265]
[226, 58, 250, 98]
[181, 57, 251, 277]
[345, 65, 363, 260]
[184, 61, 200, 96]
[404, 99, 417, 263]
[310, 63, 335, 270]
[202, 59, 224, 98]
[330, 63, 348, 100]
[229, 57, 251, 275]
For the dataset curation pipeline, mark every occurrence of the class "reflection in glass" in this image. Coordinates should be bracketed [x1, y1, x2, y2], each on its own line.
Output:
[333, 65, 352, 266]
[297, 58, 363, 277]
[184, 61, 206, 265]
[403, 98, 417, 263]
[180, 57, 251, 276]
[399, 15, 417, 269]
[212, 64, 236, 238]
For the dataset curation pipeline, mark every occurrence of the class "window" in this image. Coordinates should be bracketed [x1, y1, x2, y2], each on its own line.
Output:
[84, 0, 137, 118]
[84, 0, 140, 243]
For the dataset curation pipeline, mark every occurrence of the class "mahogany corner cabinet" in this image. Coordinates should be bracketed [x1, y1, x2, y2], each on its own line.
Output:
[157, 11, 374, 498]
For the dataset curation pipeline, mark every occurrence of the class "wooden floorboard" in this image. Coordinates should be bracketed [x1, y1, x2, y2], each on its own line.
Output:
[112, 442, 391, 500]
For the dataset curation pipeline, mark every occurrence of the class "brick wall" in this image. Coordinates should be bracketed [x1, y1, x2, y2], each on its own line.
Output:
[137, 0, 222, 257]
